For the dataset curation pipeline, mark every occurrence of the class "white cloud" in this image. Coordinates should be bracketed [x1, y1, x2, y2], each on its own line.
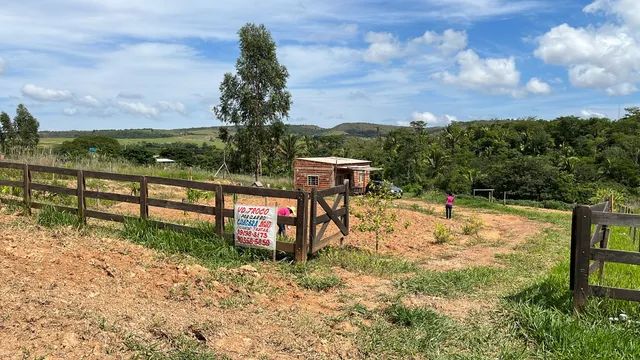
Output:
[157, 101, 186, 114]
[116, 101, 159, 118]
[434, 50, 520, 94]
[535, 1, 640, 95]
[410, 111, 455, 126]
[280, 45, 361, 84]
[363, 32, 402, 63]
[63, 107, 77, 116]
[75, 95, 101, 107]
[526, 77, 551, 94]
[21, 84, 73, 101]
[580, 109, 606, 118]
[413, 29, 467, 55]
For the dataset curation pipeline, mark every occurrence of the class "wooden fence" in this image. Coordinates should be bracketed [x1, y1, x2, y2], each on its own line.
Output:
[0, 161, 351, 262]
[570, 200, 640, 310]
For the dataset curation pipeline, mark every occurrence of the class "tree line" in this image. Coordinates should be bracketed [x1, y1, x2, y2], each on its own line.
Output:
[0, 104, 40, 153]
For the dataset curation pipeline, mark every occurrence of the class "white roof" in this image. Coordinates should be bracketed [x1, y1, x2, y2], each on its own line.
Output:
[155, 158, 175, 163]
[297, 156, 371, 165]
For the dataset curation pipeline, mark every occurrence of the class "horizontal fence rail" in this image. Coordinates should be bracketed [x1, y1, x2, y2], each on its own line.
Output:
[0, 161, 351, 261]
[571, 199, 640, 310]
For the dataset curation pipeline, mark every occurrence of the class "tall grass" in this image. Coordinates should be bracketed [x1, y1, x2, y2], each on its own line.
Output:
[36, 205, 82, 228]
[3, 153, 292, 189]
[120, 219, 269, 268]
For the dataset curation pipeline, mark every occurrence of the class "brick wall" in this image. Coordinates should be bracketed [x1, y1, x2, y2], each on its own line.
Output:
[293, 159, 335, 191]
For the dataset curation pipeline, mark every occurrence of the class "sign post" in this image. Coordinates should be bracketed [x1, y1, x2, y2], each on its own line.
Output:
[234, 204, 277, 260]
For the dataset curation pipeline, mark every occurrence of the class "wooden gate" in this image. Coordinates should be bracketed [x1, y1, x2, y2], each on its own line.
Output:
[570, 200, 640, 310]
[309, 180, 350, 254]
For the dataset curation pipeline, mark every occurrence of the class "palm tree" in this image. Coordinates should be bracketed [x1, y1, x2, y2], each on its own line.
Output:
[280, 134, 302, 174]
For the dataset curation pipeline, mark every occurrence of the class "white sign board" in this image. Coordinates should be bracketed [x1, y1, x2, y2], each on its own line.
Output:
[234, 205, 277, 251]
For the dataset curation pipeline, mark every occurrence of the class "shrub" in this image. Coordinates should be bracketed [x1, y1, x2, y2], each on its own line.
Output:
[462, 215, 484, 236]
[433, 223, 453, 244]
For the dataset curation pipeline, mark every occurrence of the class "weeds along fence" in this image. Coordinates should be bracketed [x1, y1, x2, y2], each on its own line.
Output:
[570, 200, 640, 310]
[0, 161, 350, 262]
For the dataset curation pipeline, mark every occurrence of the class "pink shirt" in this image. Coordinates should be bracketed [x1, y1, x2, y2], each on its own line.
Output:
[446, 195, 455, 205]
[277, 207, 292, 216]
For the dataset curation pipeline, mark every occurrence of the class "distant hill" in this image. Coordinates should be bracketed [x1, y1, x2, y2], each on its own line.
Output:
[40, 122, 407, 140]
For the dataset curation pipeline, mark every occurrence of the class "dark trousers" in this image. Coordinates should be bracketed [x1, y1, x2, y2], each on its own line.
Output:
[445, 205, 453, 219]
[278, 224, 286, 236]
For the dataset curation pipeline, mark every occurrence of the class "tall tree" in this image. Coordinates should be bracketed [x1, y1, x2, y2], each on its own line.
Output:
[0, 112, 12, 152]
[213, 23, 292, 181]
[280, 133, 301, 174]
[14, 104, 39, 149]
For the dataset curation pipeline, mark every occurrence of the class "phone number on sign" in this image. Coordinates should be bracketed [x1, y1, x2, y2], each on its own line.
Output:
[236, 229, 269, 238]
[236, 235, 272, 247]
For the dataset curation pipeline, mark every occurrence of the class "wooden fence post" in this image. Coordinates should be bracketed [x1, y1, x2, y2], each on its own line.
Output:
[77, 170, 86, 224]
[294, 190, 308, 262]
[140, 176, 148, 220]
[215, 184, 224, 237]
[343, 179, 350, 236]
[23, 163, 31, 215]
[309, 187, 317, 255]
[572, 205, 592, 312]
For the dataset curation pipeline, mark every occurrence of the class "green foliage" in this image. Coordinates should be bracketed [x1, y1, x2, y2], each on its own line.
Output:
[36, 206, 82, 229]
[353, 181, 397, 252]
[121, 219, 264, 268]
[56, 135, 122, 159]
[213, 23, 291, 180]
[462, 215, 484, 236]
[185, 188, 212, 203]
[433, 222, 453, 244]
[13, 104, 40, 149]
[121, 144, 155, 165]
[590, 187, 625, 206]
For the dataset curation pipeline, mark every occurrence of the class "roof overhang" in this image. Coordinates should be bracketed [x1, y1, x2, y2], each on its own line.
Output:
[337, 165, 382, 171]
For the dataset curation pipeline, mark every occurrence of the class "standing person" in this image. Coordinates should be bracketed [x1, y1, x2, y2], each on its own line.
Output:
[277, 206, 296, 236]
[445, 192, 455, 219]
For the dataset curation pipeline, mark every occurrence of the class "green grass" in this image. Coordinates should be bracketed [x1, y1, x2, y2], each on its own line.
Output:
[120, 219, 268, 268]
[397, 266, 500, 297]
[296, 273, 343, 291]
[36, 205, 82, 228]
[312, 246, 418, 277]
[124, 333, 228, 360]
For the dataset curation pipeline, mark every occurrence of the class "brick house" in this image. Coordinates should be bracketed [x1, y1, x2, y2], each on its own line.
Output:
[293, 157, 380, 193]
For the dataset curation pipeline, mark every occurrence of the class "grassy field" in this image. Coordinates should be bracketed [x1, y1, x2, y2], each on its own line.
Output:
[3, 173, 640, 358]
[39, 128, 224, 148]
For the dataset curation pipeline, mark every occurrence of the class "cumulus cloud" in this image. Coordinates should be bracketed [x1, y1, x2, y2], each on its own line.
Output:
[63, 107, 77, 116]
[580, 109, 606, 118]
[21, 84, 73, 101]
[409, 111, 456, 127]
[157, 100, 186, 114]
[434, 50, 520, 94]
[363, 32, 402, 63]
[412, 29, 467, 54]
[526, 77, 552, 94]
[116, 101, 159, 118]
[535, 0, 640, 95]
[364, 29, 468, 63]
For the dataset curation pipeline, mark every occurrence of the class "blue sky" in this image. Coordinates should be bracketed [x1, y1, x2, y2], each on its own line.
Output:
[0, 0, 639, 130]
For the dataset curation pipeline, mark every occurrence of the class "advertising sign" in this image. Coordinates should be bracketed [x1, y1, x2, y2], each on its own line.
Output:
[234, 205, 277, 251]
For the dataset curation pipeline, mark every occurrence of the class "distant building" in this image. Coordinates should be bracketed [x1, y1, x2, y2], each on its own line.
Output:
[293, 157, 380, 193]
[154, 157, 175, 164]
